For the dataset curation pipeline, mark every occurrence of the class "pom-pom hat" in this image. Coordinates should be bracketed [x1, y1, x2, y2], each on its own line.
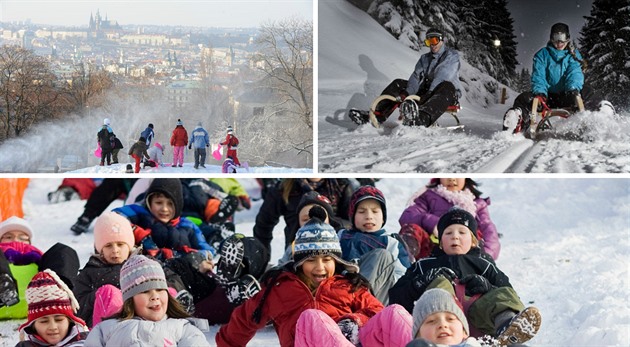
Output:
[19, 269, 86, 332]
[0, 216, 34, 241]
[292, 216, 359, 273]
[93, 212, 135, 253]
[412, 288, 469, 337]
[120, 255, 168, 302]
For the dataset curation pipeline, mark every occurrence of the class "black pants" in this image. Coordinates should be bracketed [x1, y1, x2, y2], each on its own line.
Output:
[82, 179, 136, 220]
[415, 81, 458, 126]
[512, 84, 601, 119]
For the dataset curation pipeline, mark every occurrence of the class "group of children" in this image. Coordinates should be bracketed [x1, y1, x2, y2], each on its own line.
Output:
[0, 178, 542, 346]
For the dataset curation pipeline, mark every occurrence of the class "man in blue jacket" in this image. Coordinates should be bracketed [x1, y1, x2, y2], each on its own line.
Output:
[401, 27, 462, 127]
[189, 122, 209, 169]
[503, 23, 611, 133]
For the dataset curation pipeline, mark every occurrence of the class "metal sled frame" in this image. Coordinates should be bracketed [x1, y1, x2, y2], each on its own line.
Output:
[529, 94, 584, 138]
[368, 94, 461, 128]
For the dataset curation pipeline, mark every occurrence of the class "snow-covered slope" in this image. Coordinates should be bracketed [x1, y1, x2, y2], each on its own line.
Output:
[0, 178, 628, 346]
[317, 0, 630, 173]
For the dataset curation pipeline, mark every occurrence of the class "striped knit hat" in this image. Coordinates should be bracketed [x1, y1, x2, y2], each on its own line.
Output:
[120, 255, 168, 301]
[19, 269, 86, 332]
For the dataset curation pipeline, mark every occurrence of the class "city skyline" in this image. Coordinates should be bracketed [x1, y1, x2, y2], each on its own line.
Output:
[0, 0, 313, 28]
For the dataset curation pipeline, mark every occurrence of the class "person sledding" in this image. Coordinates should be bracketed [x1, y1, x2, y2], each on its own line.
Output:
[350, 27, 462, 128]
[219, 126, 240, 166]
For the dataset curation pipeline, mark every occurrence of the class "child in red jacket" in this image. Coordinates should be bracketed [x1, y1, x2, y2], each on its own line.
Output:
[216, 206, 412, 347]
[220, 126, 240, 166]
[170, 119, 188, 167]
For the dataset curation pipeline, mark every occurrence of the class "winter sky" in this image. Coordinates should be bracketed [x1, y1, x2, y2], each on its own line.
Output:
[0, 0, 313, 28]
[507, 0, 594, 69]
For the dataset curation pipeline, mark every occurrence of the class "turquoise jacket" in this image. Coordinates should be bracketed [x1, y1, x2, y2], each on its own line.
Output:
[531, 42, 584, 95]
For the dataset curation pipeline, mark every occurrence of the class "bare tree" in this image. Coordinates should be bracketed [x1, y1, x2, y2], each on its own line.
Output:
[253, 17, 313, 129]
[0, 45, 59, 139]
[63, 62, 113, 115]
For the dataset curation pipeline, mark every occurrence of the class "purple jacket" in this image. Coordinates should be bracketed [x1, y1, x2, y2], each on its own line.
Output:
[398, 189, 501, 259]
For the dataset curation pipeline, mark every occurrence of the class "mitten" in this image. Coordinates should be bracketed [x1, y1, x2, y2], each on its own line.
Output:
[188, 144, 192, 150]
[413, 267, 457, 290]
[460, 274, 494, 295]
[140, 236, 158, 253]
[238, 195, 251, 210]
[337, 318, 360, 345]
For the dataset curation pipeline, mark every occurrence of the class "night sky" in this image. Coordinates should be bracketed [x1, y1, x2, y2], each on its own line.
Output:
[506, 0, 594, 70]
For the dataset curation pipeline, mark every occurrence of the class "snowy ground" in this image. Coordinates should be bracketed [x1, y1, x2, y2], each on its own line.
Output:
[318, 1, 630, 173]
[67, 162, 312, 174]
[0, 177, 628, 346]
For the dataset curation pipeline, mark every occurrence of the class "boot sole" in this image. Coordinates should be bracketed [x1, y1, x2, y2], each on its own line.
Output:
[497, 307, 542, 345]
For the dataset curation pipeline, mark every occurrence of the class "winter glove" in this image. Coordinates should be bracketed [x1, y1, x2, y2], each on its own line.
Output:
[238, 195, 251, 210]
[337, 318, 360, 345]
[206, 144, 209, 147]
[413, 267, 457, 291]
[460, 274, 494, 296]
[188, 144, 192, 150]
[533, 93, 547, 103]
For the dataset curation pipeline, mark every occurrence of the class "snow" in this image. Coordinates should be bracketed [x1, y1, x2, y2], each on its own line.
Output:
[67, 162, 312, 174]
[317, 0, 630, 173]
[0, 177, 629, 346]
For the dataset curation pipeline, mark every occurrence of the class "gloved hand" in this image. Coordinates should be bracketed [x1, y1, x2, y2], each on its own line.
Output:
[238, 195, 251, 210]
[206, 144, 210, 147]
[533, 93, 547, 103]
[413, 267, 457, 291]
[568, 89, 581, 96]
[460, 274, 494, 296]
[337, 318, 360, 345]
[188, 144, 192, 150]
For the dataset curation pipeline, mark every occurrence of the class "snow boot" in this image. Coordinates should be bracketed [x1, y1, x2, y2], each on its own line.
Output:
[214, 234, 245, 286]
[0, 273, 19, 307]
[125, 164, 133, 173]
[224, 274, 261, 306]
[503, 107, 524, 134]
[598, 100, 616, 116]
[496, 307, 541, 345]
[348, 108, 370, 125]
[71, 215, 93, 235]
[209, 195, 239, 224]
[400, 98, 431, 126]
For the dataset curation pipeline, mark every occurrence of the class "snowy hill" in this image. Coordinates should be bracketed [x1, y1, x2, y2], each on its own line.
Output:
[317, 0, 630, 173]
[0, 178, 628, 346]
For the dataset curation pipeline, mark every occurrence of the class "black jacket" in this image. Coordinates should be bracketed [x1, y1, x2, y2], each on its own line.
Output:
[389, 247, 512, 313]
[73, 255, 123, 327]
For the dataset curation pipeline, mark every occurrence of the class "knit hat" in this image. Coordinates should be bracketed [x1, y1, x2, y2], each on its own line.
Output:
[412, 288, 469, 337]
[19, 269, 86, 332]
[93, 212, 135, 253]
[139, 136, 146, 143]
[297, 191, 335, 221]
[348, 186, 387, 229]
[197, 121, 202, 127]
[437, 207, 478, 242]
[103, 118, 110, 125]
[292, 215, 359, 273]
[145, 178, 183, 219]
[155, 142, 163, 151]
[425, 27, 443, 39]
[227, 125, 233, 134]
[550, 22, 570, 42]
[176, 118, 183, 126]
[0, 216, 34, 241]
[148, 123, 154, 129]
[120, 255, 168, 302]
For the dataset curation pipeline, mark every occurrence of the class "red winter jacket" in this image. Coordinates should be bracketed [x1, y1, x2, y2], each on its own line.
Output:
[220, 134, 239, 150]
[215, 272, 383, 347]
[170, 125, 188, 147]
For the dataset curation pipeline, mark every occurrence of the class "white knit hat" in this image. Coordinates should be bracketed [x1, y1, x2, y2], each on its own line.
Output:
[103, 118, 111, 125]
[0, 216, 34, 241]
[412, 288, 469, 337]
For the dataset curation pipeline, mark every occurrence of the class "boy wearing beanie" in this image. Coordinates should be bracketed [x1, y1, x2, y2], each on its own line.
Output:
[73, 212, 135, 327]
[337, 185, 412, 304]
[18, 269, 87, 346]
[390, 208, 541, 346]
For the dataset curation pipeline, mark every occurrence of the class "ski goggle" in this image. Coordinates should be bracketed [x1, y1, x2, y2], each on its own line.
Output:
[424, 36, 441, 47]
[551, 32, 569, 44]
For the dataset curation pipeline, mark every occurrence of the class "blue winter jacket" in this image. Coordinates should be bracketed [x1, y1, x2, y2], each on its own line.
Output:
[189, 126, 209, 149]
[338, 228, 412, 269]
[406, 45, 462, 98]
[531, 43, 584, 96]
[140, 127, 154, 146]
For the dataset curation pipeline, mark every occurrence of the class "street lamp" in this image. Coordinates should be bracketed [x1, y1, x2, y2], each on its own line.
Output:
[493, 37, 501, 48]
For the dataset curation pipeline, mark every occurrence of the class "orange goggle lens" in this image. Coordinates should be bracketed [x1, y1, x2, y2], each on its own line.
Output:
[424, 36, 441, 47]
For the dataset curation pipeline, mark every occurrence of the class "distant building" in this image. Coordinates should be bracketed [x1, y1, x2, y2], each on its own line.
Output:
[88, 10, 122, 39]
[165, 80, 202, 109]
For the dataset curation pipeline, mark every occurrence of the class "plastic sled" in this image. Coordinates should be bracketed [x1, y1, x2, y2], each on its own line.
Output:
[93, 143, 102, 158]
[212, 144, 223, 161]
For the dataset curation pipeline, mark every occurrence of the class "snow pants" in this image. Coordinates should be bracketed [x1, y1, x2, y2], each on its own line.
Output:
[294, 304, 412, 347]
[227, 149, 240, 166]
[512, 84, 600, 119]
[172, 146, 185, 166]
[80, 179, 135, 220]
[415, 81, 458, 126]
[428, 277, 525, 336]
[111, 149, 120, 164]
[100, 148, 112, 165]
[358, 248, 405, 305]
[131, 154, 142, 173]
[193, 148, 207, 168]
